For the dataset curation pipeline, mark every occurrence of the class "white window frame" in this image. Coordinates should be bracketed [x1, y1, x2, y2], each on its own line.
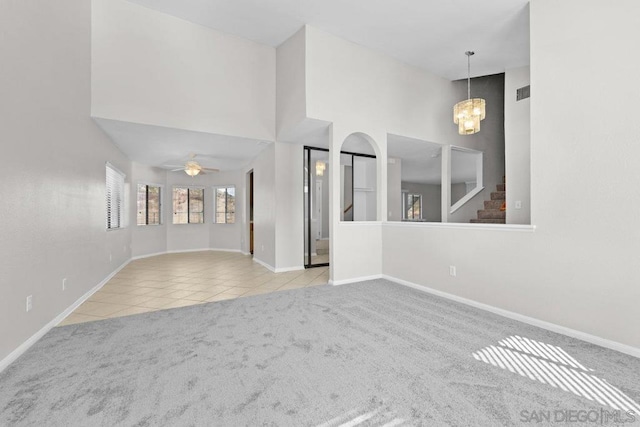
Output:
[136, 183, 163, 226]
[403, 193, 423, 221]
[106, 162, 126, 230]
[214, 185, 236, 224]
[172, 186, 205, 225]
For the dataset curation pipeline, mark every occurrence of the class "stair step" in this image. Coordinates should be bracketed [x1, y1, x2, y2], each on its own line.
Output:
[490, 191, 506, 200]
[477, 209, 506, 220]
[496, 183, 505, 192]
[470, 218, 506, 224]
[484, 200, 503, 210]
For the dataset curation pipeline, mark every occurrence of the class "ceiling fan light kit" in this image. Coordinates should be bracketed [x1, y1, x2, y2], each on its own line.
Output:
[169, 154, 220, 176]
[453, 51, 486, 135]
[184, 160, 202, 177]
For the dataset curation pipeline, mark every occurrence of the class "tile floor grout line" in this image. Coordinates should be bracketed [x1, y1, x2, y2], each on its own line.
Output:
[59, 252, 329, 326]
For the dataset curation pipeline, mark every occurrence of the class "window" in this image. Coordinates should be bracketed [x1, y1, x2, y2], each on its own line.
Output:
[214, 186, 235, 224]
[106, 163, 125, 229]
[404, 193, 422, 220]
[173, 187, 204, 224]
[137, 184, 162, 225]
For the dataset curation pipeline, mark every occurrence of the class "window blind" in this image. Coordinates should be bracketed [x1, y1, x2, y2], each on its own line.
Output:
[106, 163, 125, 229]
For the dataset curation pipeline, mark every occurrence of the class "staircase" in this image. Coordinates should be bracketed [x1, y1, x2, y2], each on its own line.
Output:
[471, 177, 506, 224]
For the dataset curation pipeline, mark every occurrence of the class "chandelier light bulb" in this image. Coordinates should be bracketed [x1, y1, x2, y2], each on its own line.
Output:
[453, 51, 486, 135]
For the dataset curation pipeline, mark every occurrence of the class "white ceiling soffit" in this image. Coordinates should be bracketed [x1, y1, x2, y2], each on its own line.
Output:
[127, 0, 530, 80]
[280, 117, 332, 148]
[387, 134, 442, 185]
[94, 118, 270, 171]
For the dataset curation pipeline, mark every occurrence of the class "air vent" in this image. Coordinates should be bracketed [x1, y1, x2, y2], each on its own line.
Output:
[516, 85, 531, 101]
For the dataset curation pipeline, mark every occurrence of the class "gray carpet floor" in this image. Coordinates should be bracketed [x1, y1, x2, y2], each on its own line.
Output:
[1, 279, 639, 426]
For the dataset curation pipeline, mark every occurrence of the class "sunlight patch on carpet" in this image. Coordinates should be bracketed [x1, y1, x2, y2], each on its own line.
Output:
[472, 335, 640, 414]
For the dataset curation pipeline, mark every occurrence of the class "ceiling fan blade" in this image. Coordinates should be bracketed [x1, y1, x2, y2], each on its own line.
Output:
[169, 168, 184, 172]
[201, 167, 219, 172]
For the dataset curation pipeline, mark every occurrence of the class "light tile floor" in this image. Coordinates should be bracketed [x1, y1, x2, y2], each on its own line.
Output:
[59, 251, 329, 326]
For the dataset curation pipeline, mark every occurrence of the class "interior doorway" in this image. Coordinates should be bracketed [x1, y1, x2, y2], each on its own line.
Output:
[304, 147, 330, 268]
[248, 170, 254, 255]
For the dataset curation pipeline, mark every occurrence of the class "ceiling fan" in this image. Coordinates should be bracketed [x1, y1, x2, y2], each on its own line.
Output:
[169, 154, 219, 177]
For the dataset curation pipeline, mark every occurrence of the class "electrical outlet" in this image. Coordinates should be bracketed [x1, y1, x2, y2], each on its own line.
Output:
[261, 244, 265, 252]
[449, 266, 457, 277]
[26, 295, 33, 312]
[515, 200, 522, 209]
[109, 252, 112, 262]
[62, 278, 67, 291]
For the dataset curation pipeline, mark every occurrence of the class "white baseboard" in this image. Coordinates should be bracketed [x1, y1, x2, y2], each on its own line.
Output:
[330, 274, 383, 286]
[0, 259, 131, 374]
[166, 248, 211, 254]
[209, 248, 242, 253]
[382, 275, 640, 359]
[274, 266, 304, 273]
[132, 248, 242, 261]
[251, 257, 303, 273]
[252, 257, 276, 272]
[131, 251, 166, 261]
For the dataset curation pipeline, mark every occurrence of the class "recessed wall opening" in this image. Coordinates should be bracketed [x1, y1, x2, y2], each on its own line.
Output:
[340, 133, 378, 222]
[450, 146, 484, 213]
[387, 135, 443, 222]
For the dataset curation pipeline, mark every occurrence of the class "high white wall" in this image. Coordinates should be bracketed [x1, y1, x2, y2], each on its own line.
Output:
[0, 0, 132, 362]
[387, 159, 402, 221]
[306, 27, 454, 144]
[247, 144, 277, 268]
[383, 0, 640, 350]
[91, 0, 276, 141]
[505, 66, 531, 224]
[276, 28, 307, 141]
[305, 26, 458, 282]
[275, 143, 304, 270]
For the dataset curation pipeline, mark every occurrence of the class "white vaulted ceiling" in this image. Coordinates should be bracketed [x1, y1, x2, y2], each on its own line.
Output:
[127, 0, 530, 79]
[101, 1, 529, 169]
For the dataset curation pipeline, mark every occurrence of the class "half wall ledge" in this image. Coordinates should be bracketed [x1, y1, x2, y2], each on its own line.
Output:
[383, 222, 536, 232]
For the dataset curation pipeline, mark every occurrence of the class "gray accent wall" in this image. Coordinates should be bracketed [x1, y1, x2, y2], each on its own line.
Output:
[449, 73, 505, 223]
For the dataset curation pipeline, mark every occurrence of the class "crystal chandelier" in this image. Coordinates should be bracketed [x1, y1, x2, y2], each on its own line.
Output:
[453, 51, 486, 135]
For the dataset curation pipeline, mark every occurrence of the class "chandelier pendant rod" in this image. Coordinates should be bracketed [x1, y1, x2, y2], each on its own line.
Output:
[466, 50, 473, 100]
